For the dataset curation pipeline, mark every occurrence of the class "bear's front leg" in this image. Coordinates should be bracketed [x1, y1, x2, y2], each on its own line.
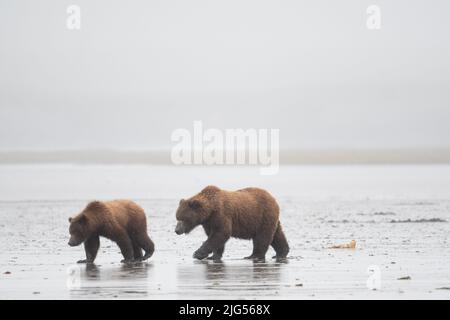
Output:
[193, 247, 210, 260]
[78, 235, 100, 264]
[194, 231, 230, 260]
[206, 246, 224, 262]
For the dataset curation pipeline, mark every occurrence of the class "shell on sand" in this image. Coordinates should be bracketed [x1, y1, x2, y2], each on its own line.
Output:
[329, 240, 356, 249]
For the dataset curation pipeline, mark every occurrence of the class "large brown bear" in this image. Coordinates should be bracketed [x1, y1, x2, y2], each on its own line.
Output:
[175, 186, 289, 261]
[68, 200, 154, 264]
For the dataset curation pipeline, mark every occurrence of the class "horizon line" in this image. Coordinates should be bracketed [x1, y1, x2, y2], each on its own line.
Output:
[1, 148, 450, 165]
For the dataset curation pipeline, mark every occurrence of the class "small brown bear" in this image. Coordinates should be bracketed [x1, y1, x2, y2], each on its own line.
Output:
[175, 186, 289, 261]
[68, 200, 154, 264]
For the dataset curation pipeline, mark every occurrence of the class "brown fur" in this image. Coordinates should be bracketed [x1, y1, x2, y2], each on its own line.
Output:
[68, 200, 154, 263]
[175, 186, 289, 261]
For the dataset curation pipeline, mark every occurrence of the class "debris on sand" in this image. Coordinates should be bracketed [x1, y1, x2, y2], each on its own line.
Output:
[295, 283, 303, 287]
[329, 240, 356, 249]
[327, 219, 376, 224]
[436, 287, 450, 290]
[373, 211, 396, 216]
[327, 219, 351, 223]
[412, 201, 435, 206]
[390, 218, 447, 223]
[397, 276, 411, 280]
[3, 271, 11, 275]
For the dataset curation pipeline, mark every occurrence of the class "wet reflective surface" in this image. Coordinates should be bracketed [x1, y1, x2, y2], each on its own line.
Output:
[66, 260, 292, 299]
[1, 165, 450, 299]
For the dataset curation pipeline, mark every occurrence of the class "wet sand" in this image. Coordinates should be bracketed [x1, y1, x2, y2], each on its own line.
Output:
[1, 165, 450, 299]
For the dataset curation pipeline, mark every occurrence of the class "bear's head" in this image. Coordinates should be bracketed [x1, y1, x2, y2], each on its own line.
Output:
[68, 213, 91, 246]
[175, 198, 208, 235]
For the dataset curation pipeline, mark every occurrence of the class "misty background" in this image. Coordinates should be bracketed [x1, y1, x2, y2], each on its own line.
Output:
[0, 0, 449, 163]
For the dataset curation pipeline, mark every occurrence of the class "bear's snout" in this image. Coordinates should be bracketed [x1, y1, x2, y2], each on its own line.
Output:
[175, 221, 184, 235]
[68, 237, 81, 247]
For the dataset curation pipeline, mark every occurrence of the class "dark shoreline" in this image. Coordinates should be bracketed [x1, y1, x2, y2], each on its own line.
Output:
[1, 149, 450, 165]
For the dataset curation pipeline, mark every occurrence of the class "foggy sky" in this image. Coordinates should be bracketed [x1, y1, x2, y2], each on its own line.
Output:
[1, 0, 449, 151]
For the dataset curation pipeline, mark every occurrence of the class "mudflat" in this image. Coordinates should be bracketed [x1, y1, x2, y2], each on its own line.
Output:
[0, 165, 449, 299]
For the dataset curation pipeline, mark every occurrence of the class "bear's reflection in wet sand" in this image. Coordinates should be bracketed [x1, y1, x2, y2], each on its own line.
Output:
[177, 260, 286, 297]
[70, 262, 153, 298]
[68, 259, 287, 299]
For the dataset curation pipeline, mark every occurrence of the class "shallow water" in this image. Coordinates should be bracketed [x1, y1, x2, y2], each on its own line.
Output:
[0, 165, 450, 299]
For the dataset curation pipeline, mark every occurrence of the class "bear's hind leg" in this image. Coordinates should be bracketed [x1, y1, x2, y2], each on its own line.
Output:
[115, 230, 134, 263]
[132, 241, 143, 261]
[271, 223, 289, 260]
[135, 233, 154, 260]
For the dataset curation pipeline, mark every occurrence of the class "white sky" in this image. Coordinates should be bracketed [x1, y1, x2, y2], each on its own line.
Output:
[0, 0, 449, 150]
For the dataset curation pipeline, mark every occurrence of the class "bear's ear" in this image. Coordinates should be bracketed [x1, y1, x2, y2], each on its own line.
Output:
[189, 199, 202, 210]
[68, 217, 72, 223]
[179, 199, 185, 205]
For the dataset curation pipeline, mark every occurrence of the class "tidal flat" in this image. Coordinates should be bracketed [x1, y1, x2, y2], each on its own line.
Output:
[0, 164, 449, 299]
